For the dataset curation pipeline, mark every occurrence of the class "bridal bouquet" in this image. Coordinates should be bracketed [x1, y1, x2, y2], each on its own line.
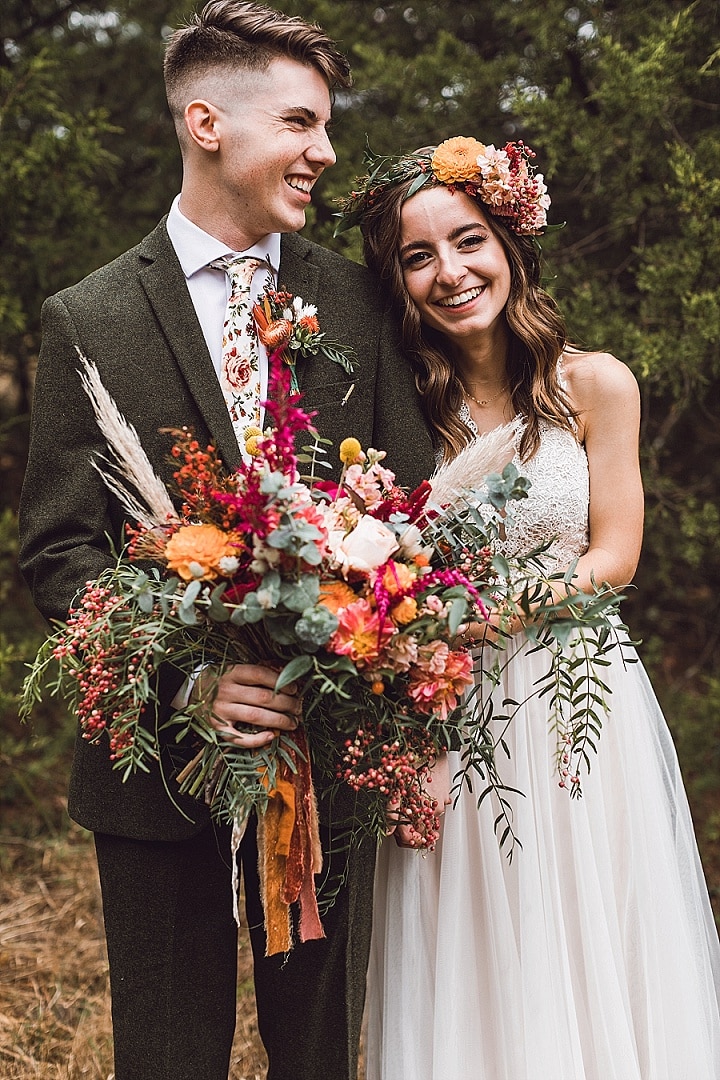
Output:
[19, 348, 517, 948]
[21, 348, 624, 948]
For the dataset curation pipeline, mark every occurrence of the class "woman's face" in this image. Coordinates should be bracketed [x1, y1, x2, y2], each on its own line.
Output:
[399, 186, 512, 349]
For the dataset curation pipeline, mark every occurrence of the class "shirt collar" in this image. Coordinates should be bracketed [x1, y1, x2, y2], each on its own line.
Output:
[166, 195, 281, 278]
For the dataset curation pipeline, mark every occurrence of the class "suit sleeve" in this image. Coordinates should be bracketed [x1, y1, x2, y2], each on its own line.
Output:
[19, 294, 120, 624]
[371, 306, 435, 491]
[19, 294, 186, 710]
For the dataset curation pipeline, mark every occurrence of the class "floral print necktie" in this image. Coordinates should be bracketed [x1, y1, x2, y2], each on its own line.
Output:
[210, 255, 269, 452]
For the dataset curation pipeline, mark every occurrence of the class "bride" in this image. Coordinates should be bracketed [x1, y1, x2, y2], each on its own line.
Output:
[337, 137, 720, 1079]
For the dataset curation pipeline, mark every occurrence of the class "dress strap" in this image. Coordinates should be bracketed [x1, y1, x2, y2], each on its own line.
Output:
[556, 353, 568, 391]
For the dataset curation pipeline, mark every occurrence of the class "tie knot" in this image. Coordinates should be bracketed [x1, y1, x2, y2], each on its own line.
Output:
[209, 254, 268, 291]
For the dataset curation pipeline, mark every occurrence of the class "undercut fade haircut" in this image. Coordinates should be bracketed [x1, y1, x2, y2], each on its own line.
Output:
[164, 0, 351, 125]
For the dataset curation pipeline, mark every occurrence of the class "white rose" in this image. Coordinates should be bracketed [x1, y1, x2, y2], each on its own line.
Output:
[395, 523, 432, 560]
[337, 515, 399, 575]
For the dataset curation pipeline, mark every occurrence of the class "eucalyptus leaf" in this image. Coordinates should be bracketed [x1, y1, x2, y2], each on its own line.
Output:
[275, 654, 314, 690]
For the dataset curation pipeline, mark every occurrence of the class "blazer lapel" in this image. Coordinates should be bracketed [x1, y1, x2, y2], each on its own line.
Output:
[137, 223, 243, 469]
[277, 234, 327, 399]
[277, 233, 321, 307]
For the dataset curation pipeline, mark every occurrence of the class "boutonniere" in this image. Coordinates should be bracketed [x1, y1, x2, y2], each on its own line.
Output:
[252, 289, 356, 394]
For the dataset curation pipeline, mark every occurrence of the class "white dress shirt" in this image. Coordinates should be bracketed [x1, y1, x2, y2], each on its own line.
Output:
[166, 195, 282, 429]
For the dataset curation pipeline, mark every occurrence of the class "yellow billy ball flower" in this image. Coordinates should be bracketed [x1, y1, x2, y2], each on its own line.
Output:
[243, 425, 263, 457]
[339, 437, 362, 464]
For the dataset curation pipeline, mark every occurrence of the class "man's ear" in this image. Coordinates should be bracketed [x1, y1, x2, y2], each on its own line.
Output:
[184, 99, 221, 152]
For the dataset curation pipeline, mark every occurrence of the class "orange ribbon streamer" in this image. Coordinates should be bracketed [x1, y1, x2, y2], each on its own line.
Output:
[257, 729, 325, 955]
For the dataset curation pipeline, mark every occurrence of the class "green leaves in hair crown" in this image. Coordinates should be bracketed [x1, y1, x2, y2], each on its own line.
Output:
[335, 136, 551, 237]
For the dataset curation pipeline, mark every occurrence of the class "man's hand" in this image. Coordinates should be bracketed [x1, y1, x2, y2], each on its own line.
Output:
[193, 663, 302, 748]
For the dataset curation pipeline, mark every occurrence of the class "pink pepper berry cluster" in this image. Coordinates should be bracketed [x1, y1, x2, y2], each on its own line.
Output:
[557, 733, 581, 790]
[52, 583, 136, 758]
[338, 725, 445, 849]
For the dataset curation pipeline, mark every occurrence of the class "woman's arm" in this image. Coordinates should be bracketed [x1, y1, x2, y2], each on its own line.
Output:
[462, 351, 644, 643]
[563, 350, 644, 593]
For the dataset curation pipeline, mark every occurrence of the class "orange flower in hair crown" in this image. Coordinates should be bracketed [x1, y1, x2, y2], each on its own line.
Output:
[334, 135, 551, 237]
[431, 136, 488, 183]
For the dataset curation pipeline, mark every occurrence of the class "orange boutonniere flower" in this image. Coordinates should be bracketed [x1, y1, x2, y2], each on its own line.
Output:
[252, 289, 355, 395]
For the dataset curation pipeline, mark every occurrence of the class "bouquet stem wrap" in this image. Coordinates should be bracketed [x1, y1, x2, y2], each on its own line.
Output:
[258, 728, 324, 955]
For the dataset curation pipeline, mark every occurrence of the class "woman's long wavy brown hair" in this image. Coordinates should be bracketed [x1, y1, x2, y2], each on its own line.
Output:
[360, 170, 575, 462]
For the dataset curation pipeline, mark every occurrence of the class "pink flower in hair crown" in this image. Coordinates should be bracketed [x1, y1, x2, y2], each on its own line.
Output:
[334, 135, 551, 237]
[430, 137, 550, 235]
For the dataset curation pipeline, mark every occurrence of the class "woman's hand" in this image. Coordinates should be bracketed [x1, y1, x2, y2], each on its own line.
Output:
[388, 752, 453, 849]
[458, 608, 524, 648]
[192, 663, 302, 748]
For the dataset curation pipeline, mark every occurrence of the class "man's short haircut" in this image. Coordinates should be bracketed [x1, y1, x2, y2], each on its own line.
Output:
[164, 0, 351, 124]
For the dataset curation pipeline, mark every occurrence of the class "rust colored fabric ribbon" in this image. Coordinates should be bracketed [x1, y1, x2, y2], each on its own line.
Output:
[257, 728, 324, 955]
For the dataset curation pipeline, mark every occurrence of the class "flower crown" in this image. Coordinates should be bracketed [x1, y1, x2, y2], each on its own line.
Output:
[334, 136, 551, 237]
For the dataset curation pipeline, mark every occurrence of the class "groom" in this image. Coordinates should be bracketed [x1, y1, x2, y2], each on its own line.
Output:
[18, 3, 433, 1078]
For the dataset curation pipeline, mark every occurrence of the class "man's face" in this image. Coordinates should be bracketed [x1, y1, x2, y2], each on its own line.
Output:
[210, 56, 336, 245]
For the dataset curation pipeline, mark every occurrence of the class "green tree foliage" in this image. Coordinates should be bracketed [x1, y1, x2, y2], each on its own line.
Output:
[0, 48, 117, 414]
[1, 0, 719, 841]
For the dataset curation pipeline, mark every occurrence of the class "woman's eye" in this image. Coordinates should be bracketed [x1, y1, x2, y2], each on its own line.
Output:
[459, 233, 487, 249]
[402, 251, 430, 269]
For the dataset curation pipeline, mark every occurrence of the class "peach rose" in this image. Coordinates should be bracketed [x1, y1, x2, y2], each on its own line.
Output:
[336, 515, 399, 575]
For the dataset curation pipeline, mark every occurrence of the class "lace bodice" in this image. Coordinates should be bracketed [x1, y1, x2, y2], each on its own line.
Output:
[460, 402, 590, 567]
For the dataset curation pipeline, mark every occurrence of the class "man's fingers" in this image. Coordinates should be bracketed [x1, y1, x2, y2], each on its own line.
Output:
[205, 715, 278, 748]
[195, 663, 303, 732]
[211, 685, 301, 729]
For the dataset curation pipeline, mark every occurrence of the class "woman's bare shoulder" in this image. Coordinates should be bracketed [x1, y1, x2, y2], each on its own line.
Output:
[561, 349, 639, 407]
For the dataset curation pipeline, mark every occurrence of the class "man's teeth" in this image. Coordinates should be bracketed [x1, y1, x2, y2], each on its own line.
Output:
[287, 177, 313, 193]
[437, 288, 482, 308]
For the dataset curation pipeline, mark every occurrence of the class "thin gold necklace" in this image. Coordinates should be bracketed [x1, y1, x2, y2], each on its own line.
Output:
[463, 383, 508, 407]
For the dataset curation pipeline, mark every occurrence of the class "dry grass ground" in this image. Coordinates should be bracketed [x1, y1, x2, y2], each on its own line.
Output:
[1, 810, 716, 1080]
[0, 825, 268, 1080]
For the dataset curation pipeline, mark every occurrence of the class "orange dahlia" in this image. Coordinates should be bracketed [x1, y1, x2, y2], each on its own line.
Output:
[330, 598, 394, 666]
[431, 137, 486, 184]
[318, 580, 358, 614]
[164, 523, 239, 582]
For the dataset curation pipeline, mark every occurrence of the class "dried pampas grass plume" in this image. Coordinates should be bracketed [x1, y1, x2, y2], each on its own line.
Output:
[428, 422, 517, 509]
[76, 349, 179, 529]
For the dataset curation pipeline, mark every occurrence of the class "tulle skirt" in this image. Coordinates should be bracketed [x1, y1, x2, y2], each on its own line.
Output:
[366, 637, 720, 1080]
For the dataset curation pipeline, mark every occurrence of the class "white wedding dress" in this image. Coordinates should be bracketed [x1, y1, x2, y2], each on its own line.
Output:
[366, 413, 720, 1080]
